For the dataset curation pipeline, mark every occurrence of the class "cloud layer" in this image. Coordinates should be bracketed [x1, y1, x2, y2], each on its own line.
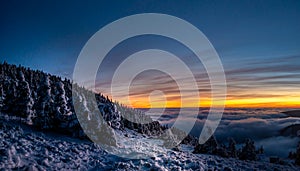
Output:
[144, 108, 300, 157]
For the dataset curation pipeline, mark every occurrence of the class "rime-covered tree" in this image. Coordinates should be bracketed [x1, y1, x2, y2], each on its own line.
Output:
[0, 84, 4, 109]
[72, 86, 117, 145]
[33, 74, 54, 129]
[0, 62, 167, 141]
[0, 67, 3, 109]
[2, 78, 18, 114]
[28, 71, 37, 100]
[0, 63, 7, 110]
[15, 69, 34, 124]
[53, 81, 72, 127]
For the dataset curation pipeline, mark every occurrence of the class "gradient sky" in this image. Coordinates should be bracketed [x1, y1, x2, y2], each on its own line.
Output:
[0, 0, 300, 108]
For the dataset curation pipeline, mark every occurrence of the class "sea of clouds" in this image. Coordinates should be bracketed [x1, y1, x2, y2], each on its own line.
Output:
[143, 108, 300, 157]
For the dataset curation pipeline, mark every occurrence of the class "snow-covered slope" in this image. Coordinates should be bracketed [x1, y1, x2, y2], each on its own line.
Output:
[1, 62, 299, 170]
[0, 62, 167, 140]
[1, 119, 298, 171]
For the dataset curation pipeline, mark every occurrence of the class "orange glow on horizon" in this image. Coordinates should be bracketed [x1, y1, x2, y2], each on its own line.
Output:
[102, 81, 300, 109]
[113, 95, 300, 109]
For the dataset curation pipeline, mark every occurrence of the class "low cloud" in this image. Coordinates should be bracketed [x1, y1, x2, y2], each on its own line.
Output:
[149, 108, 300, 157]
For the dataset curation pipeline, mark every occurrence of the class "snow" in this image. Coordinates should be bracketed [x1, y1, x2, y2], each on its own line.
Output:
[1, 118, 299, 170]
[0, 63, 299, 170]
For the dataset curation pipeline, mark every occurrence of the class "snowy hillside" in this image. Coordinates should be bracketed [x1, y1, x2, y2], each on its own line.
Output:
[0, 62, 299, 170]
[0, 62, 170, 139]
[1, 118, 299, 171]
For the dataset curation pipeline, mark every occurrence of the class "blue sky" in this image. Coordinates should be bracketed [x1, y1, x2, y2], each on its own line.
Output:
[0, 0, 300, 107]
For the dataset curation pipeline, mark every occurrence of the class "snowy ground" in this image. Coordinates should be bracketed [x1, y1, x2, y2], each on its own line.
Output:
[1, 120, 299, 171]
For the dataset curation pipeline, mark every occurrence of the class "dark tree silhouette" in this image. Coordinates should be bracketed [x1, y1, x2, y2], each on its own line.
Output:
[295, 141, 300, 165]
[193, 135, 218, 154]
[239, 138, 257, 161]
[228, 138, 237, 158]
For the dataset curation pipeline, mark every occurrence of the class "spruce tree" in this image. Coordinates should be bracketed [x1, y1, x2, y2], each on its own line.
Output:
[33, 74, 54, 129]
[15, 69, 34, 124]
[2, 79, 17, 114]
[193, 135, 218, 154]
[0, 64, 4, 109]
[228, 138, 237, 158]
[53, 81, 72, 128]
[0, 84, 4, 109]
[295, 141, 300, 165]
[239, 138, 257, 161]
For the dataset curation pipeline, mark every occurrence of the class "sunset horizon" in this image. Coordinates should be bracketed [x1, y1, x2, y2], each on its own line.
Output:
[1, 1, 300, 170]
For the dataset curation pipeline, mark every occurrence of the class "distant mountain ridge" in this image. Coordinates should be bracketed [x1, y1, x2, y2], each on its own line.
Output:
[282, 110, 300, 118]
[280, 110, 300, 137]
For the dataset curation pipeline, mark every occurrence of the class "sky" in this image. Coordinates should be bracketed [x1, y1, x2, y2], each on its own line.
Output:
[0, 0, 300, 108]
